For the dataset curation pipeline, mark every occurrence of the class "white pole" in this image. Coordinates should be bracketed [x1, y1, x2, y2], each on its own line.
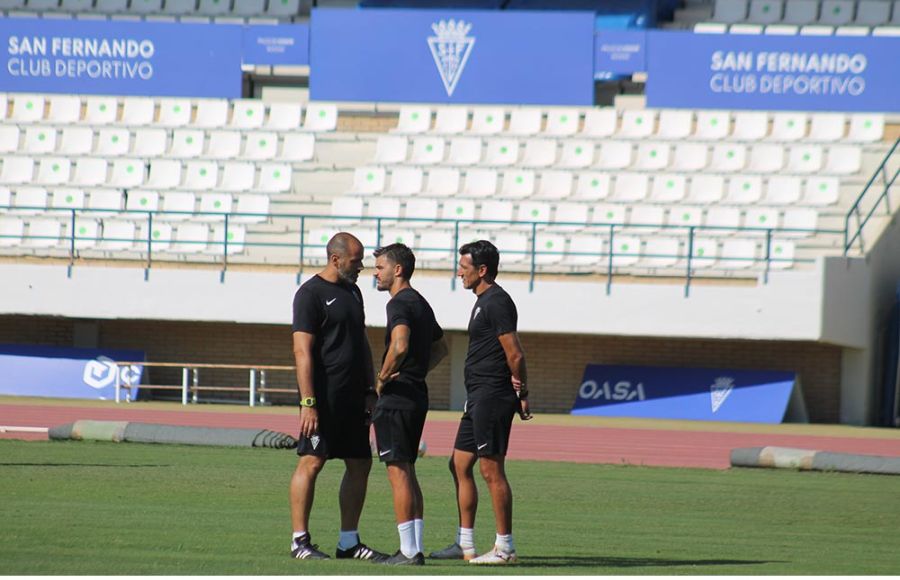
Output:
[182, 367, 189, 405]
[249, 369, 256, 408]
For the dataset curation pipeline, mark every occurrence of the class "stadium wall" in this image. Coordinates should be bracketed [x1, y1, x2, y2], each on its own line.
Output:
[0, 314, 842, 422]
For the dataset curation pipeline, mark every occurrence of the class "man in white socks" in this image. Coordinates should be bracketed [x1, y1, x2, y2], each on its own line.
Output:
[372, 243, 448, 566]
[430, 240, 532, 565]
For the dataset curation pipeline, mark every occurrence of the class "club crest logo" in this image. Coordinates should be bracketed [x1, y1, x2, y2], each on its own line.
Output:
[310, 434, 320, 450]
[710, 376, 735, 413]
[428, 19, 475, 97]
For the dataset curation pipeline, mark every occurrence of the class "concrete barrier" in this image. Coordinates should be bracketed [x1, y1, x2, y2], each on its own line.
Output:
[731, 446, 900, 475]
[49, 420, 296, 449]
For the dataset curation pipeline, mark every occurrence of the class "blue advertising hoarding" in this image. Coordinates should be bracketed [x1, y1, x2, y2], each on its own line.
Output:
[595, 29, 646, 78]
[0, 344, 144, 401]
[242, 23, 309, 66]
[572, 364, 800, 423]
[646, 31, 900, 112]
[1, 18, 243, 97]
[310, 8, 596, 105]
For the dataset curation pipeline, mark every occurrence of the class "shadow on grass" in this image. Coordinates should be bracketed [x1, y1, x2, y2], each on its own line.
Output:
[515, 555, 779, 569]
[0, 463, 170, 468]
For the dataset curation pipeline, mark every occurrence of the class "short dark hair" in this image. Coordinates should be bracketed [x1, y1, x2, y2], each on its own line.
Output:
[459, 240, 499, 279]
[373, 243, 416, 280]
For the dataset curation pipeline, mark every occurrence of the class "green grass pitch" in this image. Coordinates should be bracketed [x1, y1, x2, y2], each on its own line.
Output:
[1, 439, 897, 575]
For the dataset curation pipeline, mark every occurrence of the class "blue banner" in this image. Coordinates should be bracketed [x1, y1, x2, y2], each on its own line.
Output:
[1, 18, 242, 97]
[242, 24, 309, 66]
[310, 8, 595, 105]
[646, 31, 900, 112]
[572, 364, 798, 423]
[0, 344, 144, 401]
[595, 29, 646, 78]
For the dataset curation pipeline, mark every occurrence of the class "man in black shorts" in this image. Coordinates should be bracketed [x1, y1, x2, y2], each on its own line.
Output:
[371, 243, 448, 566]
[431, 240, 532, 566]
[289, 232, 387, 562]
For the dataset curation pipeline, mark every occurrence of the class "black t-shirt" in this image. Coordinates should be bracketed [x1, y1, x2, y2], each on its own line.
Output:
[292, 275, 369, 412]
[464, 284, 518, 398]
[379, 287, 444, 410]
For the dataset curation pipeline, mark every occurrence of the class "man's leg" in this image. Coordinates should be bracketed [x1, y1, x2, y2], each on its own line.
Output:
[339, 457, 372, 532]
[410, 464, 425, 554]
[478, 455, 512, 535]
[450, 449, 478, 529]
[387, 461, 419, 558]
[290, 454, 326, 533]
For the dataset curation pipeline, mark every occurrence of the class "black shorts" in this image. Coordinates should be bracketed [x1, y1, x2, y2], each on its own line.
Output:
[296, 407, 371, 460]
[373, 404, 427, 464]
[453, 395, 518, 457]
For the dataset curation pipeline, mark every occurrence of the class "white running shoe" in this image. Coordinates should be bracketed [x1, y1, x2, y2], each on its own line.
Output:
[469, 545, 517, 565]
[428, 542, 477, 561]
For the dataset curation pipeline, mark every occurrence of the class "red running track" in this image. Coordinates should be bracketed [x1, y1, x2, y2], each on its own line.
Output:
[3, 403, 900, 470]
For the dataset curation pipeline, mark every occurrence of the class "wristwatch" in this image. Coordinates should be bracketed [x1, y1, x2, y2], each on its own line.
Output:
[299, 397, 316, 408]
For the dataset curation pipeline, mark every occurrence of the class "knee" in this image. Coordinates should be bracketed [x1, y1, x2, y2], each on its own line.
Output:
[296, 456, 325, 479]
[345, 458, 372, 480]
[479, 462, 505, 486]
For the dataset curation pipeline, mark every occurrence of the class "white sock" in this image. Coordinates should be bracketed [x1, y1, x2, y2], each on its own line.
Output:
[458, 527, 475, 551]
[398, 520, 417, 558]
[496, 533, 514, 554]
[338, 530, 359, 551]
[292, 531, 307, 549]
[413, 519, 424, 555]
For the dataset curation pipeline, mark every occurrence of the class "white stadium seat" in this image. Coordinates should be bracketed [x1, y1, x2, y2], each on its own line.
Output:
[770, 113, 808, 141]
[564, 234, 604, 267]
[424, 168, 460, 197]
[572, 172, 610, 201]
[231, 100, 266, 129]
[581, 108, 617, 138]
[23, 127, 57, 155]
[220, 162, 256, 192]
[121, 97, 155, 126]
[650, 175, 686, 202]
[125, 190, 160, 214]
[431, 107, 468, 134]
[265, 102, 303, 131]
[11, 187, 47, 215]
[461, 169, 497, 198]
[824, 145, 861, 174]
[521, 139, 557, 168]
[386, 167, 424, 197]
[0, 157, 35, 184]
[507, 109, 542, 136]
[596, 142, 632, 170]
[544, 109, 580, 136]
[804, 177, 840, 205]
[207, 130, 243, 160]
[95, 128, 131, 157]
[409, 137, 445, 165]
[726, 175, 763, 204]
[257, 164, 291, 193]
[500, 170, 535, 199]
[194, 99, 229, 129]
[158, 192, 196, 221]
[0, 127, 20, 154]
[393, 106, 432, 134]
[808, 113, 846, 142]
[350, 167, 386, 196]
[132, 128, 168, 157]
[145, 160, 182, 189]
[303, 103, 338, 132]
[374, 136, 408, 164]
[484, 139, 519, 166]
[11, 95, 44, 123]
[470, 108, 505, 135]
[643, 237, 681, 268]
[233, 194, 269, 224]
[619, 110, 656, 139]
[71, 158, 108, 187]
[85, 96, 118, 124]
[708, 144, 746, 172]
[157, 98, 192, 127]
[731, 112, 769, 141]
[765, 176, 802, 205]
[447, 137, 482, 166]
[695, 111, 730, 140]
[558, 141, 594, 169]
[656, 110, 693, 140]
[47, 95, 81, 123]
[746, 144, 784, 172]
[534, 171, 573, 200]
[280, 133, 315, 163]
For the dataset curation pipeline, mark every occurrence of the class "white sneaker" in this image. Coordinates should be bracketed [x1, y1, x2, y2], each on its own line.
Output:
[469, 545, 517, 565]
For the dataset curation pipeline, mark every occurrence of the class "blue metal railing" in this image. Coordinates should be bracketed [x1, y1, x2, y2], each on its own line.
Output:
[844, 137, 900, 255]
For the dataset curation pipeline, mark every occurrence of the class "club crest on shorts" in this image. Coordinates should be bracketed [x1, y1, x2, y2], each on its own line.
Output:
[710, 376, 735, 413]
[310, 434, 320, 450]
[428, 19, 475, 98]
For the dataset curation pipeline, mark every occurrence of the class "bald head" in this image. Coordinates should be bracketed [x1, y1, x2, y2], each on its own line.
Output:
[327, 232, 363, 259]
[326, 232, 365, 284]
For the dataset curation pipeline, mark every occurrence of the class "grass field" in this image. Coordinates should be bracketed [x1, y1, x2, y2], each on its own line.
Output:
[1, 439, 898, 575]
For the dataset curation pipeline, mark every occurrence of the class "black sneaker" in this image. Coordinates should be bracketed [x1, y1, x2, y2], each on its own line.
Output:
[290, 534, 330, 560]
[381, 550, 425, 566]
[335, 542, 389, 562]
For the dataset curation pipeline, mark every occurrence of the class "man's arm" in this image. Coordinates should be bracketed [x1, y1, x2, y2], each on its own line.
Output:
[498, 331, 532, 420]
[292, 331, 318, 437]
[427, 336, 449, 372]
[377, 324, 410, 395]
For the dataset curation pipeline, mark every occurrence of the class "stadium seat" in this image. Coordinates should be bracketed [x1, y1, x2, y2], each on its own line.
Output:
[409, 137, 445, 165]
[558, 141, 594, 169]
[51, 188, 85, 212]
[47, 95, 81, 124]
[240, 131, 275, 160]
[713, 0, 748, 22]
[484, 139, 519, 166]
[231, 100, 266, 129]
[581, 108, 617, 138]
[820, 0, 855, 24]
[423, 168, 460, 197]
[265, 102, 303, 131]
[265, 0, 300, 17]
[628, 205, 665, 233]
[56, 128, 93, 156]
[72, 218, 101, 250]
[416, 230, 454, 262]
[232, 0, 264, 16]
[709, 144, 746, 172]
[694, 22, 729, 33]
[95, 128, 131, 157]
[393, 106, 432, 134]
[198, 0, 232, 16]
[786, 145, 824, 173]
[726, 175, 763, 204]
[544, 109, 580, 136]
[145, 160, 182, 189]
[404, 198, 439, 226]
[651, 174, 687, 202]
[517, 200, 551, 224]
[747, 144, 785, 172]
[23, 127, 56, 155]
[478, 200, 514, 228]
[656, 110, 693, 140]
[705, 206, 741, 235]
[770, 113, 807, 141]
[446, 137, 482, 166]
[1, 216, 26, 246]
[532, 232, 566, 265]
[534, 171, 573, 200]
[121, 97, 155, 126]
[169, 223, 209, 253]
[671, 143, 709, 171]
[125, 190, 160, 214]
[11, 187, 47, 215]
[163, 0, 196, 15]
[95, 0, 129, 11]
[131, 0, 164, 13]
[379, 227, 416, 248]
[385, 167, 423, 197]
[731, 112, 769, 141]
[220, 162, 255, 192]
[441, 198, 476, 223]
[11, 95, 44, 123]
[824, 145, 861, 174]
[86, 188, 124, 217]
[694, 111, 730, 140]
[769, 239, 795, 269]
[158, 192, 196, 221]
[633, 143, 670, 171]
[36, 158, 71, 186]
[494, 232, 528, 262]
[563, 234, 604, 267]
[720, 238, 757, 269]
[643, 237, 681, 268]
[24, 219, 61, 248]
[521, 139, 557, 168]
[374, 136, 408, 164]
[765, 176, 802, 204]
[744, 207, 779, 233]
[783, 0, 819, 23]
[846, 115, 884, 142]
[592, 204, 627, 228]
[367, 197, 402, 225]
[507, 109, 542, 136]
[145, 222, 173, 251]
[687, 175, 725, 203]
[782, 208, 818, 237]
[799, 24, 836, 35]
[280, 133, 315, 162]
[551, 202, 588, 230]
[856, 0, 890, 24]
[257, 164, 291, 193]
[747, 0, 783, 23]
[470, 108, 505, 135]
[572, 172, 610, 201]
[619, 110, 656, 139]
[303, 103, 338, 132]
[0, 127, 20, 154]
[500, 170, 535, 199]
[804, 177, 840, 205]
[193, 99, 229, 128]
[197, 193, 232, 221]
[611, 173, 648, 202]
[232, 194, 269, 224]
[349, 167, 385, 197]
[765, 23, 801, 34]
[0, 157, 35, 184]
[431, 107, 468, 134]
[84, 96, 118, 125]
[132, 128, 167, 157]
[71, 158, 108, 187]
[807, 113, 846, 141]
[461, 169, 497, 197]
[611, 235, 641, 267]
[61, 0, 95, 10]
[207, 130, 243, 160]
[596, 142, 632, 170]
[689, 237, 717, 268]
[98, 220, 137, 251]
[158, 99, 192, 127]
[667, 205, 703, 229]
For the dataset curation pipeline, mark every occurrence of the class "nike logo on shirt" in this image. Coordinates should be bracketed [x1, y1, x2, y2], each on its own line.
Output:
[325, 298, 337, 306]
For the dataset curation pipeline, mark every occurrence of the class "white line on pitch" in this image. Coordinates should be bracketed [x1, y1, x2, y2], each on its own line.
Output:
[0, 426, 49, 433]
